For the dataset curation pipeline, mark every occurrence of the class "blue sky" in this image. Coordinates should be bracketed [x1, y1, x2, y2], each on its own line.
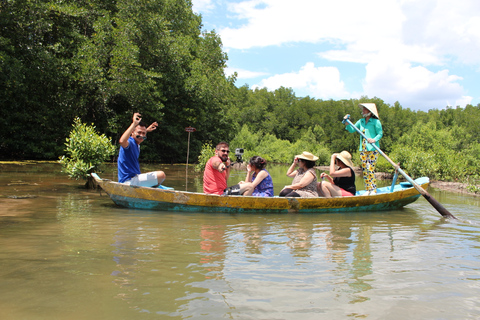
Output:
[192, 0, 480, 111]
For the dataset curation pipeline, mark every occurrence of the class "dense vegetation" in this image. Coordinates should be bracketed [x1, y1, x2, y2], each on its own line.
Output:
[1, 0, 235, 161]
[2, 0, 480, 183]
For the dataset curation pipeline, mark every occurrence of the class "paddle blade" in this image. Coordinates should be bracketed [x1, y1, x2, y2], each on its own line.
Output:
[423, 193, 456, 219]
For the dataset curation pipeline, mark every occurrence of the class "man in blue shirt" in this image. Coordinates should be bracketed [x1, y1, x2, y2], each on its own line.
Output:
[117, 112, 166, 187]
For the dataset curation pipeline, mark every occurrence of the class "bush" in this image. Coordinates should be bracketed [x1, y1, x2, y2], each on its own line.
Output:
[229, 125, 332, 165]
[388, 121, 480, 181]
[375, 155, 394, 174]
[59, 118, 116, 188]
[466, 175, 480, 194]
[195, 142, 215, 172]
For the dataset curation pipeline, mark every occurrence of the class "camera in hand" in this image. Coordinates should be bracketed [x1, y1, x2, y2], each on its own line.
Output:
[234, 148, 244, 163]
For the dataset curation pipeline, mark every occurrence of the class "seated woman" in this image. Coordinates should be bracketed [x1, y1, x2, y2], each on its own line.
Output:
[318, 151, 356, 198]
[279, 152, 319, 197]
[237, 156, 274, 197]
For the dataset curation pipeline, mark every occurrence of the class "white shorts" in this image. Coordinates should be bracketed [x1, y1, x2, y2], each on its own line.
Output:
[124, 172, 158, 187]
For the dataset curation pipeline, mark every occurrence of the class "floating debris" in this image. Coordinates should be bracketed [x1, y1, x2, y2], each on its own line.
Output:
[7, 195, 38, 199]
[7, 182, 39, 186]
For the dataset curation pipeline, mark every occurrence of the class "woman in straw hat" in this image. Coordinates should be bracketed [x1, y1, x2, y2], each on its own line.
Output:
[318, 151, 356, 197]
[279, 152, 319, 197]
[344, 103, 383, 195]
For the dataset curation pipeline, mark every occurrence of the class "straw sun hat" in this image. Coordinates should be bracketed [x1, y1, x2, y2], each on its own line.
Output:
[335, 151, 354, 169]
[296, 151, 319, 162]
[359, 103, 379, 119]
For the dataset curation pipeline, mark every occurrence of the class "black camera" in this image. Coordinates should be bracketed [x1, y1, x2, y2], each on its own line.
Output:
[235, 148, 244, 163]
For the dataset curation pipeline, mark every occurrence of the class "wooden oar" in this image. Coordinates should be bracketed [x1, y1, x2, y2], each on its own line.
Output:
[343, 115, 456, 219]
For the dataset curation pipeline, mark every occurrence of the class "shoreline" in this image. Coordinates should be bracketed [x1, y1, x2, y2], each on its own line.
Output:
[1, 161, 477, 197]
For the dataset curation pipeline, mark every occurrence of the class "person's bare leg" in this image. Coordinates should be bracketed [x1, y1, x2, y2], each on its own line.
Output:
[155, 171, 166, 185]
[323, 182, 343, 197]
[317, 182, 327, 197]
[238, 182, 254, 196]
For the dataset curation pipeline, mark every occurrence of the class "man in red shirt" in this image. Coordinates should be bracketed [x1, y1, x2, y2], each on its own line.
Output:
[203, 142, 232, 194]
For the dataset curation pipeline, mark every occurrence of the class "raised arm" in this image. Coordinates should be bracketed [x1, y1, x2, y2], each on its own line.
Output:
[286, 157, 298, 177]
[119, 113, 142, 148]
[328, 154, 352, 177]
[147, 121, 158, 133]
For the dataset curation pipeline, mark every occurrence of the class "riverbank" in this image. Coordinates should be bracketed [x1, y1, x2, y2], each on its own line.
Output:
[2, 161, 478, 197]
[429, 180, 479, 196]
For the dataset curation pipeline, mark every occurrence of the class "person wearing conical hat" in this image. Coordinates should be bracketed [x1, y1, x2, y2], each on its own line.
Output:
[343, 103, 383, 195]
[279, 151, 319, 197]
[318, 151, 356, 197]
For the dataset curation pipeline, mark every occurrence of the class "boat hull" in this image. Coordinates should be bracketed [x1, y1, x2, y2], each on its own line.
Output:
[92, 174, 429, 213]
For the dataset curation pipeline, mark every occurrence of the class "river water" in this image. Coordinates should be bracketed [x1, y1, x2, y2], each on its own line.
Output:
[1, 162, 479, 319]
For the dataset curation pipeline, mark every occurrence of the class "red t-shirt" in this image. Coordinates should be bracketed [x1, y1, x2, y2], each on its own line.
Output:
[203, 156, 227, 194]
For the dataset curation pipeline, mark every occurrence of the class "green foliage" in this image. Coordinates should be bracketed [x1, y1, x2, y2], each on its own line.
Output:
[389, 121, 480, 181]
[374, 155, 393, 174]
[466, 175, 480, 194]
[194, 142, 215, 172]
[0, 0, 233, 162]
[230, 125, 331, 165]
[2, 0, 480, 185]
[59, 118, 116, 181]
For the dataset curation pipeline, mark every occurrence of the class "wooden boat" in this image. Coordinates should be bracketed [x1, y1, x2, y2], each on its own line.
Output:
[91, 173, 429, 213]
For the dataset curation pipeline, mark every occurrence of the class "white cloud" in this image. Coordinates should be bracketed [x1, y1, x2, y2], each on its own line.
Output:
[400, 0, 480, 65]
[225, 67, 268, 79]
[196, 0, 480, 109]
[254, 62, 348, 99]
[219, 0, 480, 65]
[363, 57, 471, 110]
[220, 0, 404, 50]
[192, 0, 215, 13]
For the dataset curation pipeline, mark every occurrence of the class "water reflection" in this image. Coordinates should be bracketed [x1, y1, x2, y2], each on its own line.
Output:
[102, 215, 383, 315]
[1, 163, 480, 319]
[199, 225, 226, 279]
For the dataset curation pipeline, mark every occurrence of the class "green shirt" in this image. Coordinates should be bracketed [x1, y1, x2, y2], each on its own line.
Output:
[345, 117, 383, 151]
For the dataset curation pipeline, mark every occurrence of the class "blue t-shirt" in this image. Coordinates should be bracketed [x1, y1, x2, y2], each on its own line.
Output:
[117, 136, 141, 183]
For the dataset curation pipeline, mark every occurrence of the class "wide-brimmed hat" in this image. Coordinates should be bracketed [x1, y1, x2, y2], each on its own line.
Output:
[335, 151, 354, 169]
[359, 103, 379, 119]
[296, 151, 319, 162]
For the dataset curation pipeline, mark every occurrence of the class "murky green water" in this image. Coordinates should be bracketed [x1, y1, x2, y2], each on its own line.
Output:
[1, 162, 479, 319]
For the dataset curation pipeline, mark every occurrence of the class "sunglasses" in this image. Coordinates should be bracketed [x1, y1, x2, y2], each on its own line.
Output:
[136, 135, 147, 140]
[219, 149, 230, 153]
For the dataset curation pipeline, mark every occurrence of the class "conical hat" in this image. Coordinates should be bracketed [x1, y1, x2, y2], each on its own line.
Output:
[359, 103, 379, 119]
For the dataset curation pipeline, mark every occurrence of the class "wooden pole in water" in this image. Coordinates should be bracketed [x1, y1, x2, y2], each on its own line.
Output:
[186, 131, 190, 175]
[185, 127, 196, 191]
[343, 116, 456, 219]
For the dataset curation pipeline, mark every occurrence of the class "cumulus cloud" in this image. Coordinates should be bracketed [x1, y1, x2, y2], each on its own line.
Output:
[400, 0, 480, 65]
[219, 0, 480, 65]
[219, 0, 404, 50]
[225, 67, 268, 79]
[192, 0, 215, 13]
[254, 62, 348, 99]
[363, 55, 471, 110]
[195, 0, 480, 110]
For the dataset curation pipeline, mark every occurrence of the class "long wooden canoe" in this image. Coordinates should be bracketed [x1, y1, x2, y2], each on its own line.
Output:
[92, 173, 429, 213]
